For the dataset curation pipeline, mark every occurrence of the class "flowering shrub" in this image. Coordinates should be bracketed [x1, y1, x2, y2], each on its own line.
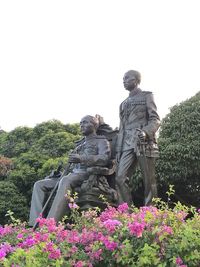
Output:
[0, 200, 199, 266]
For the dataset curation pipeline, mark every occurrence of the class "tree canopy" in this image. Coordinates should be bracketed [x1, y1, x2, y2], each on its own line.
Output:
[156, 91, 200, 207]
[0, 92, 200, 224]
[0, 120, 81, 224]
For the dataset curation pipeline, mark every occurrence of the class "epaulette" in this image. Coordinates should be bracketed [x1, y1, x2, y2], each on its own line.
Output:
[95, 135, 107, 139]
[142, 91, 152, 95]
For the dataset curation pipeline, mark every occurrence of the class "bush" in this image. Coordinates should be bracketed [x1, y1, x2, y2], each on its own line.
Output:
[156, 92, 200, 207]
[0, 181, 28, 225]
[0, 198, 199, 266]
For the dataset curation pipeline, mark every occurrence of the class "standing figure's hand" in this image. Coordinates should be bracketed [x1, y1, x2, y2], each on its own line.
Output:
[137, 130, 146, 143]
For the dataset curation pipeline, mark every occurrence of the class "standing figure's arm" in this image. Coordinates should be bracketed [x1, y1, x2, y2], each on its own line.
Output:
[142, 92, 160, 139]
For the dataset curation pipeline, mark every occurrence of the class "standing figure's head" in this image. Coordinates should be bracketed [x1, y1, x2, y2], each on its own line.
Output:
[123, 70, 141, 91]
[80, 115, 99, 136]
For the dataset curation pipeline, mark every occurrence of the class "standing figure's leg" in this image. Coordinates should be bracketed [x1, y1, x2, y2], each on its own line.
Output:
[29, 178, 58, 226]
[47, 173, 87, 223]
[138, 157, 157, 206]
[116, 149, 137, 206]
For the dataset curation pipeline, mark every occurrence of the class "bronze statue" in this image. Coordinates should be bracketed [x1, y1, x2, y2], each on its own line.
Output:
[29, 115, 112, 226]
[115, 70, 160, 206]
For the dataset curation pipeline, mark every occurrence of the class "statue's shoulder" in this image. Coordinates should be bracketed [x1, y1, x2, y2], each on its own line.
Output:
[94, 135, 108, 140]
[142, 90, 152, 95]
[141, 91, 154, 101]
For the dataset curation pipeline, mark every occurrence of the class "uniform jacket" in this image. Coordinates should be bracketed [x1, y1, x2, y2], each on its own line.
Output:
[73, 134, 111, 173]
[116, 88, 160, 157]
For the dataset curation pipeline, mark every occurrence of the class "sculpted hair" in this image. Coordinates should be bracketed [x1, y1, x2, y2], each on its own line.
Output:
[81, 115, 99, 129]
[126, 70, 141, 84]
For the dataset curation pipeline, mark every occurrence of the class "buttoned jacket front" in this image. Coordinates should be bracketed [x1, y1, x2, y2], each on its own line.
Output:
[116, 88, 160, 156]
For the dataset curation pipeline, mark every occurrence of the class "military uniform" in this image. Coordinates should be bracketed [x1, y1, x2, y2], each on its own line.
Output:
[29, 134, 111, 226]
[116, 88, 160, 206]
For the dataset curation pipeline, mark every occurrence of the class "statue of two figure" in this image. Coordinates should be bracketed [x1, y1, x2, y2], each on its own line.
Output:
[29, 70, 160, 227]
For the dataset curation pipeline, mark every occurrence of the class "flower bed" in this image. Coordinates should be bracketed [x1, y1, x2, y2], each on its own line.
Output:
[0, 201, 200, 267]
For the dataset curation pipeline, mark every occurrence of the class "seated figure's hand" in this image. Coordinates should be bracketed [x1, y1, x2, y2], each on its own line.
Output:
[137, 130, 146, 143]
[68, 154, 81, 163]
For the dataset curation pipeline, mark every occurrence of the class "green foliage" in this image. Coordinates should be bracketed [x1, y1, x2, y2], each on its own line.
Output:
[0, 156, 13, 180]
[0, 120, 81, 225]
[157, 92, 200, 206]
[1, 198, 200, 266]
[0, 181, 28, 224]
[0, 127, 34, 158]
[3, 246, 64, 267]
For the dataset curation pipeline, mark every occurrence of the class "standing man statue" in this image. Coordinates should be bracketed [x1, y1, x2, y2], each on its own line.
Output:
[29, 115, 111, 226]
[116, 70, 160, 206]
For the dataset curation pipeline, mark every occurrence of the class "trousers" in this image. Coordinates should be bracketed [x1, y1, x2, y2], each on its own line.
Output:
[29, 172, 87, 226]
[116, 149, 157, 206]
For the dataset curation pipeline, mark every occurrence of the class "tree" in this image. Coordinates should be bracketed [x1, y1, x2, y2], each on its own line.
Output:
[0, 127, 34, 158]
[0, 120, 81, 224]
[156, 91, 200, 207]
[0, 181, 28, 225]
[0, 156, 13, 180]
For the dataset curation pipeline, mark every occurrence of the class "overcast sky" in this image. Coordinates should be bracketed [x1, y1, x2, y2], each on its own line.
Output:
[0, 0, 199, 131]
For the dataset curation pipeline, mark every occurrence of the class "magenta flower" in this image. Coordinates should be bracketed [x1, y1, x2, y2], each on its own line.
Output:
[128, 222, 145, 237]
[103, 219, 122, 233]
[99, 206, 117, 222]
[88, 248, 103, 261]
[117, 203, 129, 213]
[69, 202, 79, 209]
[176, 257, 183, 265]
[176, 257, 188, 267]
[17, 233, 23, 239]
[162, 225, 173, 235]
[0, 243, 13, 260]
[74, 260, 84, 267]
[104, 239, 118, 251]
[0, 225, 13, 236]
[0, 249, 6, 260]
[48, 248, 61, 259]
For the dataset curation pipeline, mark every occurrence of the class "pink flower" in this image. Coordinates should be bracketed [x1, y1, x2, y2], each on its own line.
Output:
[117, 203, 129, 213]
[24, 237, 37, 247]
[17, 233, 23, 239]
[104, 240, 118, 251]
[103, 219, 122, 233]
[74, 260, 84, 267]
[176, 257, 183, 265]
[70, 245, 78, 253]
[88, 248, 103, 261]
[99, 206, 117, 222]
[0, 250, 6, 260]
[128, 222, 145, 238]
[102, 237, 118, 251]
[48, 248, 61, 259]
[0, 226, 13, 236]
[69, 203, 79, 209]
[0, 243, 13, 260]
[162, 225, 173, 235]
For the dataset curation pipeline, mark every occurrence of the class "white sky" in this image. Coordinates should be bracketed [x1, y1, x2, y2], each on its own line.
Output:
[0, 0, 200, 131]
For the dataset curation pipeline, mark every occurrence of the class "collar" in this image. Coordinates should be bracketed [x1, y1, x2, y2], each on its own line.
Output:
[129, 88, 142, 97]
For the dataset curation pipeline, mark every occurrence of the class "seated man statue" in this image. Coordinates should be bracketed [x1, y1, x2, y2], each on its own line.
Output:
[29, 115, 111, 226]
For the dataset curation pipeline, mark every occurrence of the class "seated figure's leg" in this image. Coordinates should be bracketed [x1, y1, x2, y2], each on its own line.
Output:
[47, 173, 87, 223]
[29, 178, 58, 226]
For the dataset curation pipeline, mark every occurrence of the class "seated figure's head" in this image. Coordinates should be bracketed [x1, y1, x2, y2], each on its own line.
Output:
[80, 115, 99, 136]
